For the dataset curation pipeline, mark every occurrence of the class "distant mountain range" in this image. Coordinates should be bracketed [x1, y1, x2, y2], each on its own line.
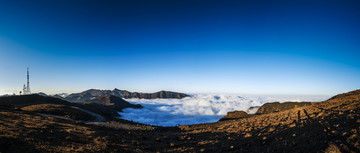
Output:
[52, 93, 69, 98]
[83, 95, 142, 111]
[51, 89, 189, 102]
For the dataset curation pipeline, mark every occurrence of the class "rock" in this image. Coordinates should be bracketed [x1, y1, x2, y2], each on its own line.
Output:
[220, 110, 249, 121]
[246, 106, 261, 114]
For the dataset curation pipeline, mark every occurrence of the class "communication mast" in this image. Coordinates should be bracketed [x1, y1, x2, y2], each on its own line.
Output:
[23, 67, 31, 95]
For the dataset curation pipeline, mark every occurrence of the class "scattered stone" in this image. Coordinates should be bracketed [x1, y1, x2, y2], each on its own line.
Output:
[342, 132, 347, 136]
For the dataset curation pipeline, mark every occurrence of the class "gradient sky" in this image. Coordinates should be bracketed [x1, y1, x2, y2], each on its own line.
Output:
[0, 0, 359, 95]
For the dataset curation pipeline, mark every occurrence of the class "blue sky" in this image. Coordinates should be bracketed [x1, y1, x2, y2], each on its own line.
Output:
[0, 0, 359, 95]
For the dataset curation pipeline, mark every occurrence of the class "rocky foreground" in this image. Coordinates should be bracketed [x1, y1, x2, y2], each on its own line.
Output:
[0, 90, 359, 152]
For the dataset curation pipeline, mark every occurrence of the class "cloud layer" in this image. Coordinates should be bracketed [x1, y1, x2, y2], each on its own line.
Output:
[119, 94, 329, 127]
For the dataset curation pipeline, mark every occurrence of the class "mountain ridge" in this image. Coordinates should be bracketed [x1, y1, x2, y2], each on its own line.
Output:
[82, 95, 142, 117]
[63, 89, 189, 102]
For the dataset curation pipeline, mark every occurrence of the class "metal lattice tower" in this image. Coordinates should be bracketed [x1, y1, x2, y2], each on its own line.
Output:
[23, 67, 31, 95]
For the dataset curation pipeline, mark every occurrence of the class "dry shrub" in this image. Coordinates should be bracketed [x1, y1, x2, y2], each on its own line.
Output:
[325, 143, 341, 153]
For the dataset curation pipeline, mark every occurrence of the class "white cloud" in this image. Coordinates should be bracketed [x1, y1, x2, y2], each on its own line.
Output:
[119, 94, 330, 127]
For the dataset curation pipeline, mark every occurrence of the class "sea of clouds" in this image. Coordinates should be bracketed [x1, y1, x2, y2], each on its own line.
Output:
[119, 94, 330, 127]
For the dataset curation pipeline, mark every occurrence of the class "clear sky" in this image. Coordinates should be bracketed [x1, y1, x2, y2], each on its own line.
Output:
[0, 0, 359, 95]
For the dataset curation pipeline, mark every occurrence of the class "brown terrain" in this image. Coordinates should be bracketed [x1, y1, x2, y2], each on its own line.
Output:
[219, 111, 250, 121]
[0, 90, 359, 152]
[255, 101, 313, 114]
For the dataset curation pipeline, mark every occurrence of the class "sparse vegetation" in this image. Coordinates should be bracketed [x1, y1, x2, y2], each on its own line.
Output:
[21, 104, 96, 121]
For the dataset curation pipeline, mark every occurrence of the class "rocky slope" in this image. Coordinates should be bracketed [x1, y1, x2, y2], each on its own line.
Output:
[0, 94, 72, 108]
[327, 89, 360, 102]
[64, 89, 189, 102]
[0, 94, 142, 121]
[179, 90, 360, 152]
[255, 101, 313, 114]
[0, 90, 359, 152]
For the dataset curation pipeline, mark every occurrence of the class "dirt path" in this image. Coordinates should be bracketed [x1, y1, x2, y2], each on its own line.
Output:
[38, 113, 74, 121]
[38, 107, 105, 123]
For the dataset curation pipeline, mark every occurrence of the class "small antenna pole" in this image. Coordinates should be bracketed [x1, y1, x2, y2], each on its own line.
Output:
[27, 67, 30, 94]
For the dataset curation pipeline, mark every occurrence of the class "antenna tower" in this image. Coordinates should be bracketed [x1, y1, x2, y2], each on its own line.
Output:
[23, 67, 31, 94]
